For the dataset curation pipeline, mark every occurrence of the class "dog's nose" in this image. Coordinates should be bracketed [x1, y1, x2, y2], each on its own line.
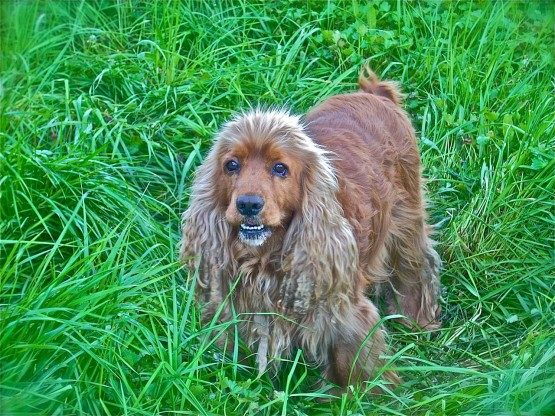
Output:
[236, 194, 264, 217]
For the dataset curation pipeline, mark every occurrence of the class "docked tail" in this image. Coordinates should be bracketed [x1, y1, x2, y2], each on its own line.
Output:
[358, 66, 403, 106]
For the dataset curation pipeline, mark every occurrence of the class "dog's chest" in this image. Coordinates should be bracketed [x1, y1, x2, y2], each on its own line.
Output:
[234, 254, 283, 311]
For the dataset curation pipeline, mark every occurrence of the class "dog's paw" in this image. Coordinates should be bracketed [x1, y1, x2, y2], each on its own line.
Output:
[279, 274, 315, 316]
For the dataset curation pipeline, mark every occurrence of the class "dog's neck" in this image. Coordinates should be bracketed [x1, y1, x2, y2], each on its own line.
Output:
[231, 227, 284, 261]
[229, 228, 286, 307]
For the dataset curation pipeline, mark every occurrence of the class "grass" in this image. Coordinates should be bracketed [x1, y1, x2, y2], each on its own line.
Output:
[1, 0, 553, 414]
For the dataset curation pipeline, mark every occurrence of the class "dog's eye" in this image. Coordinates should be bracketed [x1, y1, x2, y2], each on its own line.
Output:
[225, 160, 240, 173]
[272, 163, 288, 177]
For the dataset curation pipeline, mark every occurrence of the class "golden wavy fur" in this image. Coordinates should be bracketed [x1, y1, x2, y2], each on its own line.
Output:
[180, 68, 442, 391]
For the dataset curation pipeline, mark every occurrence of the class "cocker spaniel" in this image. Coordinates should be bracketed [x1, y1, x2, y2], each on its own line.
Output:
[180, 68, 441, 391]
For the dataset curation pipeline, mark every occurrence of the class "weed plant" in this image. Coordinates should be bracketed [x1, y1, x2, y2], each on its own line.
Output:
[1, 1, 553, 415]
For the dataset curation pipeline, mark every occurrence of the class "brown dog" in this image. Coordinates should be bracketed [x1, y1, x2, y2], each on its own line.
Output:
[180, 68, 441, 390]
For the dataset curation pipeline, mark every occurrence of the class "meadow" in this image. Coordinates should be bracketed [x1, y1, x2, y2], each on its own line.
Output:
[1, 1, 553, 415]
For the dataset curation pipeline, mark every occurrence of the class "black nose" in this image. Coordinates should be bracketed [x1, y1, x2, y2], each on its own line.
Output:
[236, 194, 264, 217]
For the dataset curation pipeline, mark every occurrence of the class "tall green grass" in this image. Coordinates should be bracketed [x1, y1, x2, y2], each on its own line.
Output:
[1, 1, 553, 414]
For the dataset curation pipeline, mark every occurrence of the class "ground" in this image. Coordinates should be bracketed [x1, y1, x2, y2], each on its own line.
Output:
[1, 1, 553, 415]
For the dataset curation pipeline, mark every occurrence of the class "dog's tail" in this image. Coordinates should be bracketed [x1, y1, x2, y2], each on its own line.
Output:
[358, 66, 403, 106]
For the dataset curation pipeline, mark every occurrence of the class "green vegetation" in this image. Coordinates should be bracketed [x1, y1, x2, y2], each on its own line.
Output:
[1, 1, 553, 414]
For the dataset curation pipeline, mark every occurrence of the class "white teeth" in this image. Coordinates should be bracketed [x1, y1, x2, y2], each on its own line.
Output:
[241, 224, 264, 231]
[238, 224, 272, 247]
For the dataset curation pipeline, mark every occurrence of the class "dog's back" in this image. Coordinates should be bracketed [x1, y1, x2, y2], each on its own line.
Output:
[305, 68, 416, 157]
[304, 69, 441, 330]
[304, 70, 422, 266]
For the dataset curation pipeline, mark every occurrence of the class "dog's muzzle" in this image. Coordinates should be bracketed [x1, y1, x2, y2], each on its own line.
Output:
[236, 194, 272, 246]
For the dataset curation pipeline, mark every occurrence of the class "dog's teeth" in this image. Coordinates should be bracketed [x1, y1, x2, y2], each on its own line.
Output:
[242, 224, 264, 230]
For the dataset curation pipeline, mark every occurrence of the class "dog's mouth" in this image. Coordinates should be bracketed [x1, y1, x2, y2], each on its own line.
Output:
[239, 219, 273, 247]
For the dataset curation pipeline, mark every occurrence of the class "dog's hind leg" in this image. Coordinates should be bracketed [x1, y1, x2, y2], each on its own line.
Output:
[385, 203, 442, 330]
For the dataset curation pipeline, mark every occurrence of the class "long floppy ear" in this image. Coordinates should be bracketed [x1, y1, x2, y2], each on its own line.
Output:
[280, 149, 359, 316]
[180, 145, 232, 306]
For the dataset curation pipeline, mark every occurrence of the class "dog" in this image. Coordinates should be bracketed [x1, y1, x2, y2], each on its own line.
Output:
[180, 68, 441, 391]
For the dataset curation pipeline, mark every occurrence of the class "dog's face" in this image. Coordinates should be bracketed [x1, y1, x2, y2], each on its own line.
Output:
[218, 141, 303, 247]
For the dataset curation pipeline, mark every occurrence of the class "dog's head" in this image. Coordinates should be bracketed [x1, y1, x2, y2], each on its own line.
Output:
[211, 109, 319, 247]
